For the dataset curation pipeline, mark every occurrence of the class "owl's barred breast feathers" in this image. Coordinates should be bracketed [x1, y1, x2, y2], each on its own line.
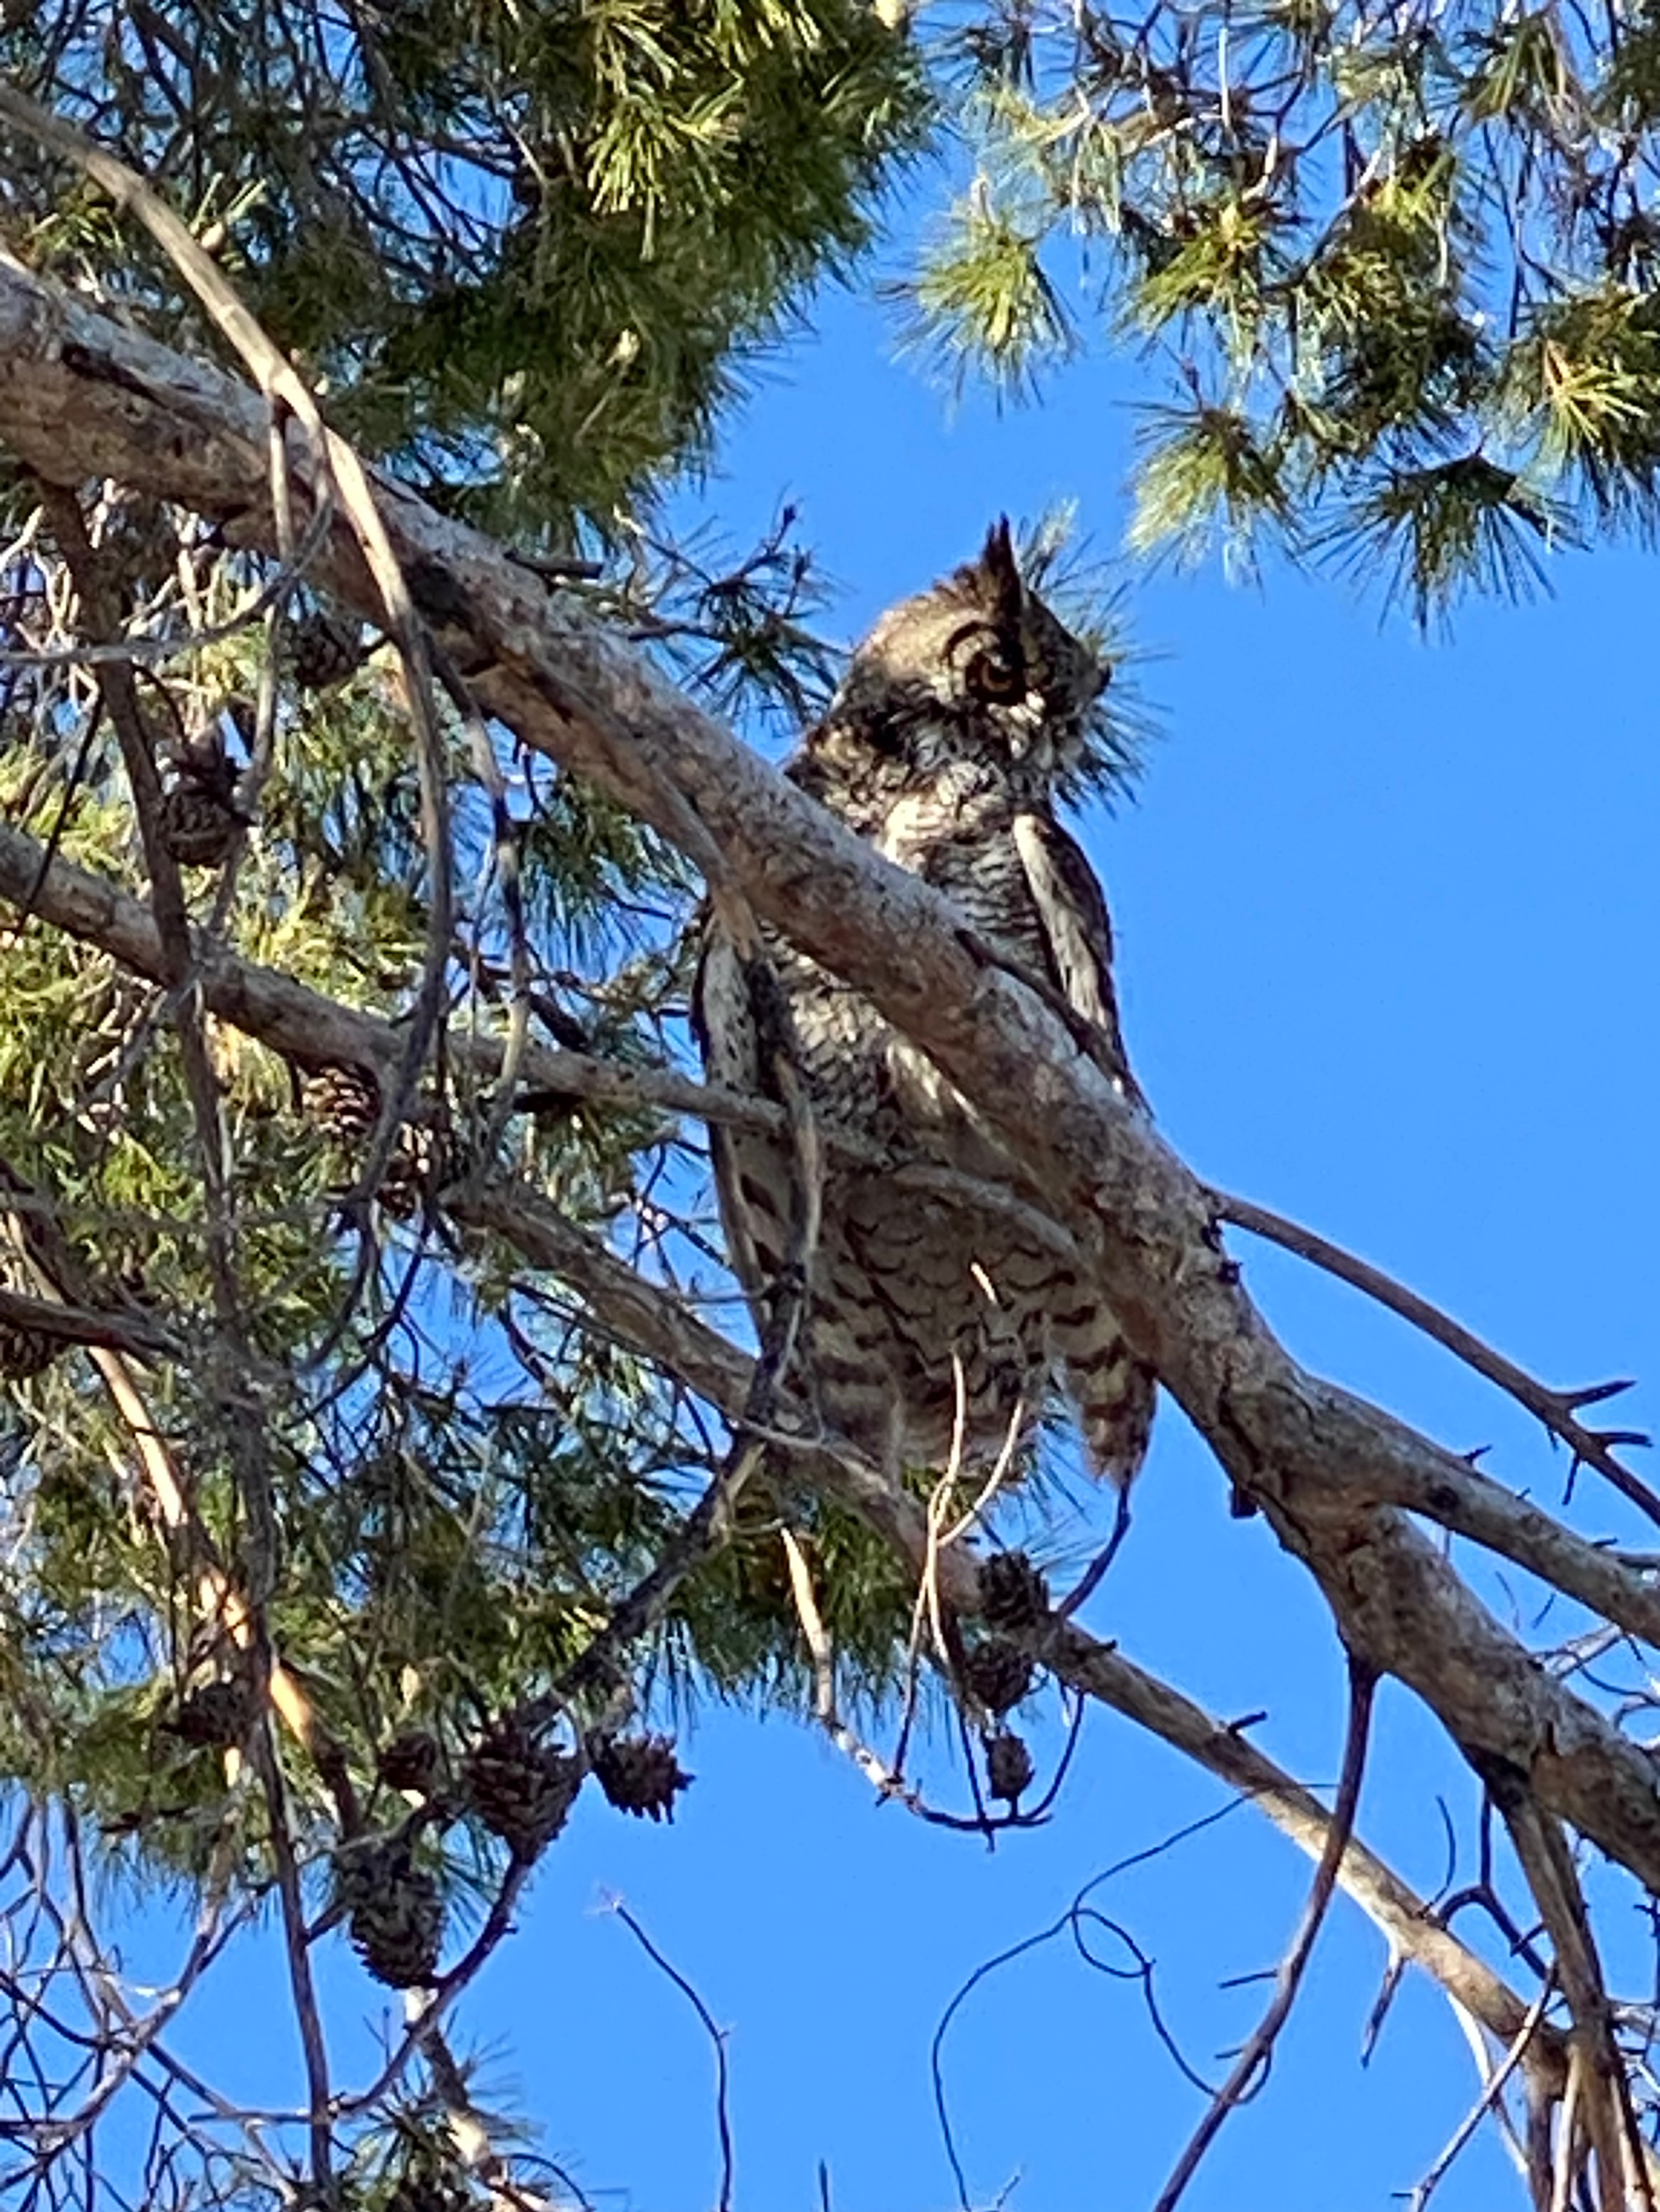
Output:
[694, 520, 1156, 1489]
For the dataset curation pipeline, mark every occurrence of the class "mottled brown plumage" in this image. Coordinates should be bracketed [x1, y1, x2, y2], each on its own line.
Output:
[694, 521, 1155, 1489]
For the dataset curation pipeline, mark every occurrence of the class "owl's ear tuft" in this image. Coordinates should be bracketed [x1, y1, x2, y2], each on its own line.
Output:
[979, 516, 1024, 621]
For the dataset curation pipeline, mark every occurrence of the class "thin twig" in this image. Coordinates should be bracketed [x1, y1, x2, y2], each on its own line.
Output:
[1149, 1656, 1378, 2212]
[1214, 1188, 1657, 1525]
[1408, 1974, 1557, 2211]
[251, 1725, 333, 2191]
[605, 1898, 734, 2212]
[933, 1802, 1245, 2212]
[782, 1528, 914, 1799]
[0, 497, 333, 670]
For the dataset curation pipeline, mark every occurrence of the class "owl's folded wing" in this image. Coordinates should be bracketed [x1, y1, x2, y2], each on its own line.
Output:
[1011, 810, 1141, 1104]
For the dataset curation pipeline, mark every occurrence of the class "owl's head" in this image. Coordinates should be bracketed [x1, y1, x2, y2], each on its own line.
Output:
[819, 519, 1111, 792]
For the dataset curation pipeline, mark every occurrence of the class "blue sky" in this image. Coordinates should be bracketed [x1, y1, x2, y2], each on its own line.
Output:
[162, 257, 1659, 2211]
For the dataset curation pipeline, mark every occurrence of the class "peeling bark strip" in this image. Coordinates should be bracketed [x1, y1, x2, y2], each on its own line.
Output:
[2, 255, 1658, 1894]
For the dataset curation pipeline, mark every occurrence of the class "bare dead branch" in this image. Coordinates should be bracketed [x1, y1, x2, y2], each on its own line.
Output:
[1408, 1975, 1557, 2212]
[932, 1803, 1241, 2211]
[464, 1184, 1560, 2070]
[1496, 1786, 1655, 2212]
[251, 1727, 334, 2191]
[604, 1899, 734, 2212]
[1150, 1657, 1377, 2212]
[1215, 1188, 1657, 1527]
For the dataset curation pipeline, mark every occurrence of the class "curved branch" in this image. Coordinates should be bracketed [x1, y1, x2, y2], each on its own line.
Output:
[464, 1182, 1560, 2076]
[1214, 1188, 1655, 1525]
[1151, 1658, 1377, 2212]
[7, 813, 1660, 1662]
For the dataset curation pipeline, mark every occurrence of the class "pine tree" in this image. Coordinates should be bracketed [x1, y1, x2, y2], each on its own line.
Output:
[0, 12, 931, 2202]
[0, 5, 1656, 2207]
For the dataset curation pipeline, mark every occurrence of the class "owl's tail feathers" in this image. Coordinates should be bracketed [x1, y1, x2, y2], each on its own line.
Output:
[1071, 1339, 1158, 1489]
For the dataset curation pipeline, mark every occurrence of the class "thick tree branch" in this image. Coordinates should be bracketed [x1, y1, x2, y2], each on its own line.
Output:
[6, 817, 1660, 1654]
[0, 817, 743, 1124]
[1, 254, 1655, 1900]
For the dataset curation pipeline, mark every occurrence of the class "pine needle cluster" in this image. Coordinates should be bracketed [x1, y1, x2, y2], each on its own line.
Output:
[1, 0, 928, 536]
[904, 0, 1660, 617]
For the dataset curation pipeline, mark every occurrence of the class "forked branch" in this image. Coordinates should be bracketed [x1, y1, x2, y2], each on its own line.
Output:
[1215, 1189, 1656, 1527]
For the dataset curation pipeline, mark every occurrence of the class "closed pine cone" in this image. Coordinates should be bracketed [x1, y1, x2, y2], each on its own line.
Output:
[305, 1064, 383, 1149]
[291, 607, 366, 692]
[377, 1728, 442, 1796]
[979, 1551, 1050, 1631]
[167, 1676, 255, 1750]
[339, 1840, 444, 1987]
[462, 1713, 582, 1860]
[158, 780, 242, 867]
[961, 1638, 1034, 1718]
[985, 1729, 1035, 1807]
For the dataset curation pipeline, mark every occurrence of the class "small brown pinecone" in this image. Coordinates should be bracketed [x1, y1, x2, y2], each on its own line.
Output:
[158, 755, 246, 867]
[305, 1064, 383, 1149]
[979, 1550, 1050, 1632]
[375, 1124, 455, 1220]
[588, 1732, 693, 1824]
[167, 1676, 255, 1750]
[0, 1317, 63, 1383]
[961, 1638, 1034, 1718]
[985, 1729, 1036, 1808]
[462, 1713, 582, 1860]
[339, 1841, 444, 1988]
[290, 607, 366, 692]
[377, 1728, 442, 1797]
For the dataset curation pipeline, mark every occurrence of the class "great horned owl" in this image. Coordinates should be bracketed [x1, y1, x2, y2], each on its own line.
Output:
[694, 520, 1155, 1491]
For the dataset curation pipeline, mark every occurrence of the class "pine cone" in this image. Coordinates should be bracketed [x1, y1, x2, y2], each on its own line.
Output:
[339, 1841, 444, 1988]
[158, 777, 244, 868]
[378, 1728, 442, 1797]
[462, 1713, 582, 1860]
[290, 607, 366, 692]
[376, 1124, 455, 1221]
[305, 1064, 383, 1149]
[167, 1676, 255, 1750]
[588, 1732, 693, 1824]
[0, 1317, 62, 1382]
[979, 1551, 1050, 1631]
[961, 1638, 1034, 1718]
[985, 1729, 1035, 1808]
